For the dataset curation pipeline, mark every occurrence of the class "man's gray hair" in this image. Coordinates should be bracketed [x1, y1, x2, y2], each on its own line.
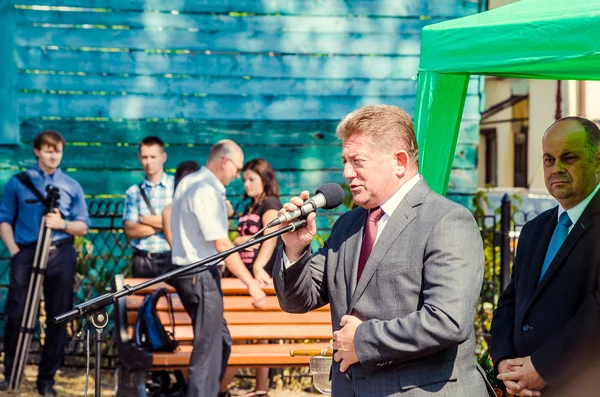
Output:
[208, 139, 241, 162]
[336, 104, 419, 165]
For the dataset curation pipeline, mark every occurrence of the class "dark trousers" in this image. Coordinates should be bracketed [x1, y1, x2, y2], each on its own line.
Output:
[3, 242, 77, 386]
[171, 268, 231, 397]
[131, 249, 171, 278]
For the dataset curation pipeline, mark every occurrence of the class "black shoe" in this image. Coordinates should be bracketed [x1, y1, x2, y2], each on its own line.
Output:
[37, 383, 57, 396]
[0, 380, 7, 391]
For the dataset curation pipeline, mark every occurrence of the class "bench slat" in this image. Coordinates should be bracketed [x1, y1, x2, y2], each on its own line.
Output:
[152, 343, 331, 367]
[127, 310, 331, 326]
[125, 280, 176, 294]
[127, 310, 192, 325]
[230, 324, 332, 340]
[124, 278, 276, 295]
[128, 324, 333, 341]
[226, 311, 331, 325]
[126, 295, 330, 312]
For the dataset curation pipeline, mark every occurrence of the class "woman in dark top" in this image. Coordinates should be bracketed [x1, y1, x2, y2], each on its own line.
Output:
[233, 158, 282, 285]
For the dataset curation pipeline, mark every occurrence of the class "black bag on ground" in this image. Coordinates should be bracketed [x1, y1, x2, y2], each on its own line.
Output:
[135, 287, 179, 352]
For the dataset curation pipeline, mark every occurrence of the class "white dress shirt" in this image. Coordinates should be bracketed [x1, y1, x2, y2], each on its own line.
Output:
[375, 173, 421, 241]
[557, 182, 600, 234]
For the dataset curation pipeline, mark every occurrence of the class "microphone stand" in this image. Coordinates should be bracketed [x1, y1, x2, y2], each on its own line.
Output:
[54, 219, 308, 397]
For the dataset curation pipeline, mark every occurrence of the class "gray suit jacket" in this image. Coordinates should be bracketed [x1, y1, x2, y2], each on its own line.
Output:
[274, 180, 494, 396]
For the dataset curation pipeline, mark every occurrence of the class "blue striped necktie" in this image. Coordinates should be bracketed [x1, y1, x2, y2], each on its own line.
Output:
[539, 211, 572, 282]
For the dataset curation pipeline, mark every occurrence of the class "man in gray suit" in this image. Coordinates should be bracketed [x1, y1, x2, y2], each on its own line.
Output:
[273, 105, 493, 396]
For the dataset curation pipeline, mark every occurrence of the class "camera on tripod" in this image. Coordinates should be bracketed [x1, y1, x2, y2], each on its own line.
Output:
[42, 185, 61, 214]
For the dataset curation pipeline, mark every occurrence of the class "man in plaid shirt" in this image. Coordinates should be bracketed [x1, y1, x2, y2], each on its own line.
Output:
[123, 136, 174, 277]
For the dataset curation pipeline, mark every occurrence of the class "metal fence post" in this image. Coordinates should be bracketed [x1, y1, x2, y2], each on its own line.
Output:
[500, 194, 511, 292]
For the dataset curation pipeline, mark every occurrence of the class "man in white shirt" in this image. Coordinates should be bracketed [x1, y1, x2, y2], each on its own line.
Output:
[273, 105, 492, 396]
[170, 140, 266, 397]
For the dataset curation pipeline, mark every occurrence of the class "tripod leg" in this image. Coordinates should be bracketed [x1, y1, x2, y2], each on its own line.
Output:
[8, 220, 53, 391]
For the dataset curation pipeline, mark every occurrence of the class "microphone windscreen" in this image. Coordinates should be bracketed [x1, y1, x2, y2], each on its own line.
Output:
[315, 183, 345, 210]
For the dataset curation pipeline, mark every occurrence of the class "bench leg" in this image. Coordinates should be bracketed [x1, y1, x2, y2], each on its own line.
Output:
[116, 366, 148, 397]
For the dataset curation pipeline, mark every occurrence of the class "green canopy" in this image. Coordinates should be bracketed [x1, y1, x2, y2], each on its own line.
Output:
[415, 0, 600, 194]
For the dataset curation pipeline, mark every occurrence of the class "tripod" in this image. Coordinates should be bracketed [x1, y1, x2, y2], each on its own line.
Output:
[8, 185, 61, 392]
[54, 219, 307, 397]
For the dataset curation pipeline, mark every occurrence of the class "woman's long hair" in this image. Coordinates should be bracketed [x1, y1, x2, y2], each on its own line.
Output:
[174, 160, 201, 190]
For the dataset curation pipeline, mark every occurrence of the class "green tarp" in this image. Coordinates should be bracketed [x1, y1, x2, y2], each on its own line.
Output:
[415, 0, 600, 194]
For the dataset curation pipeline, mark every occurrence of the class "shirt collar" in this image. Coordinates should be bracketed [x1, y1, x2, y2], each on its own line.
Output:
[143, 171, 169, 188]
[34, 164, 62, 179]
[203, 166, 226, 195]
[558, 182, 600, 225]
[379, 174, 421, 218]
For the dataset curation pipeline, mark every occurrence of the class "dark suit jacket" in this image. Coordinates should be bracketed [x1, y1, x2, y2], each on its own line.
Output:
[491, 188, 600, 396]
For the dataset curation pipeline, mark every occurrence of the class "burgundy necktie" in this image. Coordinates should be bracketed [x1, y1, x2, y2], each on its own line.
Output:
[356, 207, 385, 283]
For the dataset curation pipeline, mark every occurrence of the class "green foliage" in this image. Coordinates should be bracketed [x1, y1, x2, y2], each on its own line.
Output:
[473, 189, 522, 396]
[74, 235, 128, 304]
[313, 232, 328, 249]
[477, 352, 505, 397]
[228, 218, 238, 241]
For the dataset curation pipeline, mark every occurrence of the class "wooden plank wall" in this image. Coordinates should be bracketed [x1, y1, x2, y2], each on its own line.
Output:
[1, 0, 483, 200]
[0, 0, 19, 144]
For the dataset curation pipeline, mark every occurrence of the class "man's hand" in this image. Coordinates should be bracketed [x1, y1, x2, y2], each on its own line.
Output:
[280, 191, 317, 262]
[332, 315, 363, 372]
[497, 358, 527, 396]
[247, 281, 267, 308]
[497, 356, 545, 396]
[45, 208, 66, 230]
[9, 247, 20, 257]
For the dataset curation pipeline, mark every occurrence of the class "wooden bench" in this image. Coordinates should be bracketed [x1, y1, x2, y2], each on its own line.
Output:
[113, 274, 332, 397]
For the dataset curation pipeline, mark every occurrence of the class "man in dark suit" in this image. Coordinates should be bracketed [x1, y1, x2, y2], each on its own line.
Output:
[273, 105, 493, 396]
[491, 116, 600, 397]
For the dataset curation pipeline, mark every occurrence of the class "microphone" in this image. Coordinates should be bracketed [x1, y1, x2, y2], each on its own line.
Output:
[267, 183, 345, 228]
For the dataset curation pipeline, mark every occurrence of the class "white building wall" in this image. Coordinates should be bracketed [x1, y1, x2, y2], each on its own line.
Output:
[480, 78, 514, 187]
[584, 81, 600, 120]
[527, 80, 557, 189]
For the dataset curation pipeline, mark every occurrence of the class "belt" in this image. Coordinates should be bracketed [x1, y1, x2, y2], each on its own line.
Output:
[17, 237, 74, 251]
[133, 248, 171, 260]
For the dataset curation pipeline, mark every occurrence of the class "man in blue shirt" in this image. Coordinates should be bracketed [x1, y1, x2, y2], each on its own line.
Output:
[123, 136, 174, 277]
[0, 130, 90, 396]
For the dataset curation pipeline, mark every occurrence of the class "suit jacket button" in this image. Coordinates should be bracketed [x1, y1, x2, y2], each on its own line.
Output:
[522, 324, 530, 331]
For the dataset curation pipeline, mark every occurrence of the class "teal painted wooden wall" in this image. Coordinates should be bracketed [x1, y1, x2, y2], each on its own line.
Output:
[0, 0, 483, 200]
